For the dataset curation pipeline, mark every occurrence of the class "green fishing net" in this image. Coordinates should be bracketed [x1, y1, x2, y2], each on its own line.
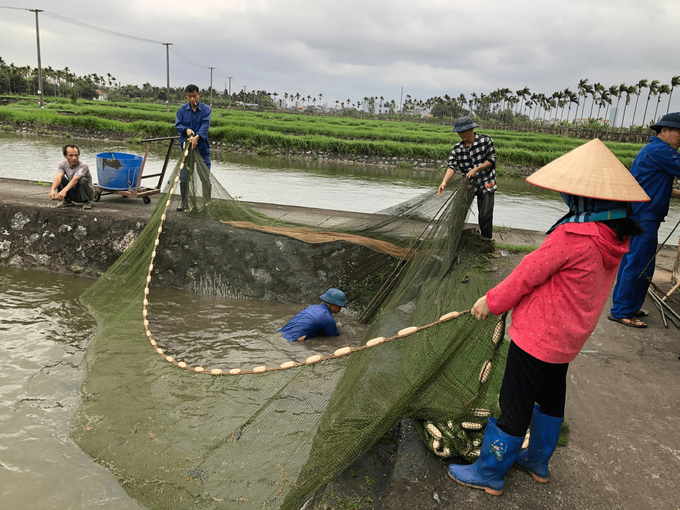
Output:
[72, 146, 507, 509]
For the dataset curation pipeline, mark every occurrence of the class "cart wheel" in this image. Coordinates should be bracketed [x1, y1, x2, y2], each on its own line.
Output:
[93, 190, 101, 202]
[143, 196, 151, 204]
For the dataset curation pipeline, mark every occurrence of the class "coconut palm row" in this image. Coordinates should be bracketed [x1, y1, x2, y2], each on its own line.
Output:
[398, 77, 680, 129]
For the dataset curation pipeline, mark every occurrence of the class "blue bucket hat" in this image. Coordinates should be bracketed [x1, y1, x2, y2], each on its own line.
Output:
[452, 116, 478, 133]
[651, 112, 680, 131]
[320, 288, 346, 307]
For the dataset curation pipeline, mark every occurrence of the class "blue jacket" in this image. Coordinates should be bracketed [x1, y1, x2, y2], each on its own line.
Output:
[278, 304, 340, 342]
[630, 136, 680, 222]
[175, 102, 212, 156]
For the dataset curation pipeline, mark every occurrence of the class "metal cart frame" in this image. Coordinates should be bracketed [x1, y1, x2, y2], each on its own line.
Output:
[93, 136, 180, 204]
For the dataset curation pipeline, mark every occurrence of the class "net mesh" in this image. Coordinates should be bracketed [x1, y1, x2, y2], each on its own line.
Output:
[72, 147, 508, 509]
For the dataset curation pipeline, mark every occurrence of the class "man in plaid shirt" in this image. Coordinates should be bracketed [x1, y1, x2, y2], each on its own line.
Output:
[438, 116, 497, 239]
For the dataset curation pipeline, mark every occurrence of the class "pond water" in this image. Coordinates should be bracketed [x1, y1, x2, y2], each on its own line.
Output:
[2, 132, 677, 242]
[0, 266, 363, 508]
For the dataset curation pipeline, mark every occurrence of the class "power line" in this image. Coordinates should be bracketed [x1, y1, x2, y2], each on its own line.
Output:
[40, 11, 168, 44]
[2, 6, 233, 91]
[169, 46, 209, 69]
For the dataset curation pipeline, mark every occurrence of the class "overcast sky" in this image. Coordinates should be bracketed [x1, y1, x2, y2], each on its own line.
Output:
[1, 0, 679, 123]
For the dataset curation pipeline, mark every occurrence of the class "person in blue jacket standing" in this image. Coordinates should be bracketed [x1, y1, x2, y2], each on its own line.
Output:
[279, 289, 346, 342]
[175, 84, 212, 211]
[609, 112, 680, 328]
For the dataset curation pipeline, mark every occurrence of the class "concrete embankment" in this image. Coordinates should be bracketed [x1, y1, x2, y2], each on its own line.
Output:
[0, 178, 400, 305]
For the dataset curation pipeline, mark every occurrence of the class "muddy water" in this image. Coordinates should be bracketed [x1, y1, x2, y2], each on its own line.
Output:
[1, 132, 678, 241]
[0, 267, 140, 509]
[0, 266, 363, 508]
[148, 287, 367, 370]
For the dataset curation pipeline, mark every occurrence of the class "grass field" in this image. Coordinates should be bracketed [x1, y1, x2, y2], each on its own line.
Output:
[0, 99, 644, 168]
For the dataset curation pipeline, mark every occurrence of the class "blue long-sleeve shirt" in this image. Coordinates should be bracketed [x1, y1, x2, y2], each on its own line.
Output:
[175, 102, 212, 156]
[630, 136, 680, 222]
[278, 304, 340, 342]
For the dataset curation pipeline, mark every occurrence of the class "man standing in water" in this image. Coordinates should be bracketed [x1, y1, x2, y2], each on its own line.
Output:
[279, 289, 346, 342]
[175, 84, 212, 211]
[608, 112, 680, 328]
[49, 144, 94, 210]
[438, 116, 497, 240]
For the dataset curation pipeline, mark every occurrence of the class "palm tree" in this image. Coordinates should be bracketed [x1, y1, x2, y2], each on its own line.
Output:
[612, 84, 626, 127]
[667, 75, 680, 114]
[604, 86, 618, 125]
[516, 86, 530, 115]
[565, 88, 578, 123]
[641, 79, 660, 127]
[653, 84, 671, 123]
[630, 79, 648, 127]
[620, 85, 636, 129]
[588, 83, 604, 119]
[596, 89, 610, 124]
[577, 79, 590, 119]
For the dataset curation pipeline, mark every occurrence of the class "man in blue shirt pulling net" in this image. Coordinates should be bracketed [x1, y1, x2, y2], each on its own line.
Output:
[175, 84, 212, 211]
[609, 112, 680, 328]
[279, 289, 346, 342]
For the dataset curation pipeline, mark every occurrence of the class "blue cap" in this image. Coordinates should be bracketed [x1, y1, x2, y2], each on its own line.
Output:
[452, 116, 478, 133]
[320, 288, 346, 307]
[651, 112, 680, 131]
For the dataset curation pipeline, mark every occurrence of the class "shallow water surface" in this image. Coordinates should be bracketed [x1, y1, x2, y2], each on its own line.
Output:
[0, 266, 141, 509]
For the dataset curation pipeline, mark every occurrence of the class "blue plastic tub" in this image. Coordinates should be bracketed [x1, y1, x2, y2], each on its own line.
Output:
[96, 152, 143, 191]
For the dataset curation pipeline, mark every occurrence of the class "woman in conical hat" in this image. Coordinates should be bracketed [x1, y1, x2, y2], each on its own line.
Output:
[447, 139, 648, 496]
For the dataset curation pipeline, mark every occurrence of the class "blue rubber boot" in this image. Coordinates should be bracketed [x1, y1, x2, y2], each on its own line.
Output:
[447, 417, 524, 496]
[515, 405, 563, 483]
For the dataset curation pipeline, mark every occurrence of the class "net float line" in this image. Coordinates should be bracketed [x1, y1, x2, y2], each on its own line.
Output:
[141, 147, 505, 376]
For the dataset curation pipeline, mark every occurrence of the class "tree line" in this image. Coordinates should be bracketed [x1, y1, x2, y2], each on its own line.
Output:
[1, 55, 677, 131]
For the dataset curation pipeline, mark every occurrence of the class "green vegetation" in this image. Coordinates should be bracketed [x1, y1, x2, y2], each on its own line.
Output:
[495, 244, 538, 253]
[0, 99, 645, 168]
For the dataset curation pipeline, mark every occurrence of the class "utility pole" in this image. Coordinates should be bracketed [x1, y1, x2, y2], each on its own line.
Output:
[208, 67, 214, 106]
[30, 9, 44, 108]
[162, 43, 172, 112]
[399, 86, 403, 114]
[227, 77, 232, 108]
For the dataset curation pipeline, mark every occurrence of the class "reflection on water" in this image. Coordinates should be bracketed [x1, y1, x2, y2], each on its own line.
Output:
[1, 131, 678, 242]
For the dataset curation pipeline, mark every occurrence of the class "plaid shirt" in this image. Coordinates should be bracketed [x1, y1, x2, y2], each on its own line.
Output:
[447, 133, 497, 194]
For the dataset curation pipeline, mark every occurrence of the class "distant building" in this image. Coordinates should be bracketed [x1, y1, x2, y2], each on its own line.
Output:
[609, 107, 618, 127]
[374, 102, 391, 115]
[96, 89, 109, 101]
[413, 106, 431, 117]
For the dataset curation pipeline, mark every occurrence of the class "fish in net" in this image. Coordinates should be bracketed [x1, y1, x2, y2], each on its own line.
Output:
[72, 147, 508, 509]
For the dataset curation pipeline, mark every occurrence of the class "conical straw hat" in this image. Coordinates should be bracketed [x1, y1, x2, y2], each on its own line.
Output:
[526, 139, 650, 202]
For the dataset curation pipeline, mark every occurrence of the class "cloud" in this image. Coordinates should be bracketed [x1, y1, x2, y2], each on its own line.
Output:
[1, 0, 679, 115]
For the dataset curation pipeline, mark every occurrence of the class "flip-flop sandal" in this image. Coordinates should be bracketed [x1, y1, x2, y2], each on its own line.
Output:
[634, 310, 649, 317]
[607, 314, 647, 328]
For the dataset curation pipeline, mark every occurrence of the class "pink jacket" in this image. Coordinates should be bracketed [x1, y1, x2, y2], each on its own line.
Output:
[486, 222, 629, 364]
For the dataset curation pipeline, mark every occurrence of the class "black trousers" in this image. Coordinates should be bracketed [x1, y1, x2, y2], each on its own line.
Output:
[497, 341, 569, 438]
[476, 191, 494, 240]
[58, 175, 94, 203]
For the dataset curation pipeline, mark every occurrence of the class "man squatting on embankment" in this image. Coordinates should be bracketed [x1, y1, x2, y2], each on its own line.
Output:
[608, 112, 680, 328]
[438, 116, 497, 239]
[49, 144, 94, 210]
